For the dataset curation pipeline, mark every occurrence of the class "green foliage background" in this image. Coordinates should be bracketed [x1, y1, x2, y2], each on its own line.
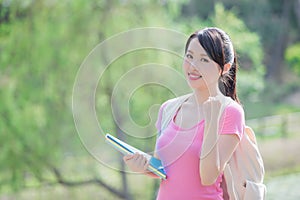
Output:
[0, 0, 299, 199]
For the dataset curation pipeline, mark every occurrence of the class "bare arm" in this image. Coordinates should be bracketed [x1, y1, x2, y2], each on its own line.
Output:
[200, 119, 239, 185]
[200, 98, 240, 185]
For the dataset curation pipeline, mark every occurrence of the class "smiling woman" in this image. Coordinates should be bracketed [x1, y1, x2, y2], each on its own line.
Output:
[183, 38, 222, 90]
[123, 27, 250, 200]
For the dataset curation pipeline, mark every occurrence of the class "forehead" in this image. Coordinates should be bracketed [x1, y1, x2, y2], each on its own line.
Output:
[187, 37, 207, 55]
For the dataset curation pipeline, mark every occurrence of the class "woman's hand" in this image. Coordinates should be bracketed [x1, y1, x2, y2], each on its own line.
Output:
[203, 96, 222, 122]
[123, 153, 149, 173]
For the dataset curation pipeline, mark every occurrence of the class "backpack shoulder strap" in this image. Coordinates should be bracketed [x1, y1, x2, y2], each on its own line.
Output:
[245, 126, 257, 145]
[159, 93, 192, 136]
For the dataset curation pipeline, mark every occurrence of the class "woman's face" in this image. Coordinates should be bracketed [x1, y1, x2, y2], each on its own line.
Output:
[183, 37, 221, 90]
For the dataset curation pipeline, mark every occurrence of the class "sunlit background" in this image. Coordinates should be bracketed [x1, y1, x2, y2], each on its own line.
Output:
[1, 0, 300, 199]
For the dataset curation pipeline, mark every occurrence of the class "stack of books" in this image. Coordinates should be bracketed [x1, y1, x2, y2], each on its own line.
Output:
[105, 134, 167, 180]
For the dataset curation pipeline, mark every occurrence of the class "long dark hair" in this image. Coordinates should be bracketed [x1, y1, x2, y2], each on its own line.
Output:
[185, 27, 240, 103]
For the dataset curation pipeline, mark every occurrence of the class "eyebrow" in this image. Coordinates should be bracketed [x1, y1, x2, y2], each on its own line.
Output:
[187, 50, 209, 57]
[199, 53, 209, 57]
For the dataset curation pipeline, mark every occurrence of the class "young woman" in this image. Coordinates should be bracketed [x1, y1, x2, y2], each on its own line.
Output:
[123, 27, 245, 200]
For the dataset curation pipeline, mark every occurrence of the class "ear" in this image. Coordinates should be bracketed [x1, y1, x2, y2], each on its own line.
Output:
[222, 63, 231, 75]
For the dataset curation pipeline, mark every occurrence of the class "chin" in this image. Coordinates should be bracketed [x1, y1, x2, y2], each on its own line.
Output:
[188, 83, 198, 88]
[188, 82, 207, 90]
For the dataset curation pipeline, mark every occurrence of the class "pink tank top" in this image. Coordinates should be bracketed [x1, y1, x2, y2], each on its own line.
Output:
[155, 101, 244, 200]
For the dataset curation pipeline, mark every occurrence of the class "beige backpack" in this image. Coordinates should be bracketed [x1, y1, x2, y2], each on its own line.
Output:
[158, 94, 266, 200]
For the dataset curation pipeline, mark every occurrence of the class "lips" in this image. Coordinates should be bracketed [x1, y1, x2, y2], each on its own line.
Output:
[188, 72, 202, 80]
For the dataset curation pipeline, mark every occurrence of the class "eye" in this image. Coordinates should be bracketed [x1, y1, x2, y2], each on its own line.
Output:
[200, 58, 209, 62]
[185, 53, 193, 59]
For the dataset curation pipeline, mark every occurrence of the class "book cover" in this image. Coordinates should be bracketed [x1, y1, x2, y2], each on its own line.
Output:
[105, 134, 167, 180]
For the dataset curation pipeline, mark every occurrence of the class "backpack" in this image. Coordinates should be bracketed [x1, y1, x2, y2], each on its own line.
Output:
[158, 94, 266, 200]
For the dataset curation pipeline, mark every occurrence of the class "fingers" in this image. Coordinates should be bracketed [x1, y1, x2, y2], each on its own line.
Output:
[203, 98, 220, 110]
[123, 153, 149, 173]
[203, 96, 223, 122]
[205, 96, 221, 104]
[138, 154, 147, 168]
[134, 153, 147, 166]
[123, 154, 134, 161]
[208, 96, 217, 102]
[206, 95, 228, 105]
[143, 160, 150, 171]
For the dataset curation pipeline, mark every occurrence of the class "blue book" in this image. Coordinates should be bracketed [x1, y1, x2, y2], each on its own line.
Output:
[105, 134, 167, 180]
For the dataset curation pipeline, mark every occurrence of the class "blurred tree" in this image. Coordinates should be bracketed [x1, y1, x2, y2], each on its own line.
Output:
[285, 42, 300, 76]
[210, 3, 265, 102]
[0, 0, 185, 199]
[0, 0, 98, 192]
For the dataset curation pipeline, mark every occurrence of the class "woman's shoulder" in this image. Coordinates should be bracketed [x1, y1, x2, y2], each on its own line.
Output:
[224, 100, 245, 118]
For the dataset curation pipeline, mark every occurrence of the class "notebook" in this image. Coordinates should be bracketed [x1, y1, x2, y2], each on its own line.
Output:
[105, 133, 167, 180]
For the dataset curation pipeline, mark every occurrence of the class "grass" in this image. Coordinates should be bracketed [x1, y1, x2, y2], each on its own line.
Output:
[264, 165, 300, 182]
[258, 133, 300, 181]
[5, 175, 157, 200]
[0, 154, 158, 200]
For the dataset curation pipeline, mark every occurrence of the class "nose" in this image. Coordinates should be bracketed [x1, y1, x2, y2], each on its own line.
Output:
[187, 59, 198, 71]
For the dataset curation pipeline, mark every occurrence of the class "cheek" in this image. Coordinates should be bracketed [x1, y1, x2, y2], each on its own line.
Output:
[182, 60, 190, 72]
[201, 64, 220, 80]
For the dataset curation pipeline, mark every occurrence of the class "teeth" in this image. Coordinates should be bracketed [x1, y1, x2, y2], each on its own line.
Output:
[188, 73, 202, 78]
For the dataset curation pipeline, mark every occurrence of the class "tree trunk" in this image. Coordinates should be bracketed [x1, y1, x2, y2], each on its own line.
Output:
[265, 0, 293, 83]
[116, 124, 133, 200]
[294, 0, 300, 28]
